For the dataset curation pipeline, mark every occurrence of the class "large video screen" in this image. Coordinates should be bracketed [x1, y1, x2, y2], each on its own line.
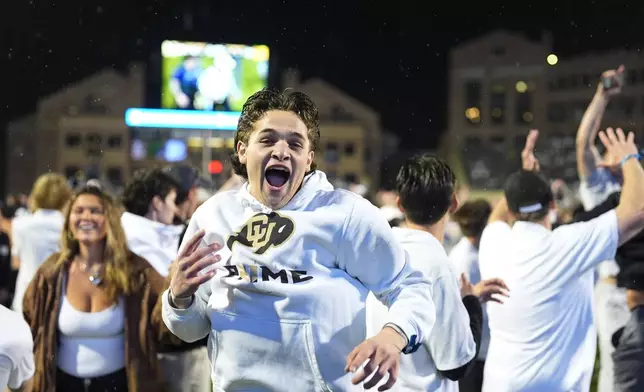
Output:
[161, 40, 270, 112]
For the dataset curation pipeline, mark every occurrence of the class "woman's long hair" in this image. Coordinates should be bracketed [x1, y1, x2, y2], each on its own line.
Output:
[57, 185, 137, 301]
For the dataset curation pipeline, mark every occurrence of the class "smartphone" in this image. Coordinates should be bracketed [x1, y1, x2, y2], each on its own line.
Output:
[601, 73, 625, 90]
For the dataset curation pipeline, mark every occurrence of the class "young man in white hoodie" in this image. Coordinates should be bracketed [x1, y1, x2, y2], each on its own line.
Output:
[367, 154, 508, 391]
[161, 89, 436, 391]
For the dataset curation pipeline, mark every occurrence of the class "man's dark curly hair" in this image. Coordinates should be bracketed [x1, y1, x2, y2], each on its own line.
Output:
[230, 88, 320, 179]
[121, 168, 180, 217]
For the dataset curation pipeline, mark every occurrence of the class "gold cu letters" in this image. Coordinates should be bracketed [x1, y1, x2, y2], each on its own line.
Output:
[246, 215, 276, 250]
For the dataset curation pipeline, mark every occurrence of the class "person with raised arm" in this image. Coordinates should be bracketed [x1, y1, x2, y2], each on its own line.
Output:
[480, 128, 644, 392]
[575, 65, 630, 392]
[162, 89, 436, 391]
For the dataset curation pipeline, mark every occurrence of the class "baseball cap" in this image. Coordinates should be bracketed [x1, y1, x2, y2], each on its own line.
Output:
[504, 170, 554, 215]
[163, 164, 213, 196]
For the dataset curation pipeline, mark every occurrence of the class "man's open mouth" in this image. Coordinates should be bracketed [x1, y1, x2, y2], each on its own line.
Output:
[265, 166, 291, 188]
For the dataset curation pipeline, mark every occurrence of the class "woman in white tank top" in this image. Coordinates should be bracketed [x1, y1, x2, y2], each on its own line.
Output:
[22, 185, 181, 392]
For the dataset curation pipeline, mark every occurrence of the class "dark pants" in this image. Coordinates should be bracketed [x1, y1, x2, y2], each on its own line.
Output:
[458, 360, 485, 392]
[612, 305, 644, 392]
[56, 368, 128, 392]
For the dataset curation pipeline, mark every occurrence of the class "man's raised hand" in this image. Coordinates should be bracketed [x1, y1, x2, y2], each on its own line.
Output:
[169, 229, 222, 303]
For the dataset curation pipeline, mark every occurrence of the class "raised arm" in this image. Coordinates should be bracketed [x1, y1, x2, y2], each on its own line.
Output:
[489, 129, 540, 224]
[576, 66, 624, 180]
[599, 128, 644, 245]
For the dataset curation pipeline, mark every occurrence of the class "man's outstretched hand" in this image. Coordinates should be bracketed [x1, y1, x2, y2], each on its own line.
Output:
[345, 327, 405, 390]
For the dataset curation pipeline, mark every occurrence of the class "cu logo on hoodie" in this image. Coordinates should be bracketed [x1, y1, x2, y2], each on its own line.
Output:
[227, 212, 295, 254]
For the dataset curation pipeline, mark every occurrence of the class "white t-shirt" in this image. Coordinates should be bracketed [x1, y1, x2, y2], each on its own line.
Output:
[121, 212, 185, 277]
[0, 305, 34, 390]
[449, 237, 489, 360]
[162, 171, 436, 391]
[11, 209, 64, 315]
[479, 211, 619, 392]
[366, 228, 475, 391]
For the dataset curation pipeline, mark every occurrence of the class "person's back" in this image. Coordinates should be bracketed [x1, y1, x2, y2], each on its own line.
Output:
[0, 305, 34, 391]
[11, 209, 64, 314]
[11, 173, 70, 315]
[480, 128, 644, 392]
[367, 227, 473, 391]
[480, 218, 614, 391]
[365, 154, 508, 392]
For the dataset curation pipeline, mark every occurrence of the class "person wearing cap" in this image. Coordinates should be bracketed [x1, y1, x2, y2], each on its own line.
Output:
[478, 128, 644, 392]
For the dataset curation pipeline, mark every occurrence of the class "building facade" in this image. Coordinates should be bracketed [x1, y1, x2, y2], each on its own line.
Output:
[5, 64, 392, 194]
[283, 70, 393, 188]
[6, 64, 144, 194]
[446, 30, 644, 190]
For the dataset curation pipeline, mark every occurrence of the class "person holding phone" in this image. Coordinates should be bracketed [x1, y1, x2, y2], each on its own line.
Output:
[575, 65, 630, 392]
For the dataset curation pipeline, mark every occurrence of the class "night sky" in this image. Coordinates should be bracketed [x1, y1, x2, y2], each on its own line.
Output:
[2, 0, 643, 193]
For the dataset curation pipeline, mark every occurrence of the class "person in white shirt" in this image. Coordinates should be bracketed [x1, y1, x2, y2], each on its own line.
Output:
[575, 65, 630, 392]
[161, 88, 436, 391]
[479, 128, 644, 392]
[449, 199, 493, 392]
[11, 173, 71, 315]
[0, 305, 34, 392]
[366, 154, 508, 392]
[121, 168, 210, 392]
[121, 169, 184, 277]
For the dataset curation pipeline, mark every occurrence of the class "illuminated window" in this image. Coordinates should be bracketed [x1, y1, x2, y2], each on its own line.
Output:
[490, 87, 505, 125]
[464, 80, 482, 125]
[516, 88, 533, 124]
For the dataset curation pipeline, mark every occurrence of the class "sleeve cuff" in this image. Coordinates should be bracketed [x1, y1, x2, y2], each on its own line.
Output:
[162, 289, 204, 318]
[386, 319, 422, 354]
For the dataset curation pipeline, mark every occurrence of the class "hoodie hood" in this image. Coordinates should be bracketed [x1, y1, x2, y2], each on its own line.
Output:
[238, 170, 334, 213]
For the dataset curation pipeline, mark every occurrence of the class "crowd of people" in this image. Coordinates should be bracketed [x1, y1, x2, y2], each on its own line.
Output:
[0, 65, 642, 392]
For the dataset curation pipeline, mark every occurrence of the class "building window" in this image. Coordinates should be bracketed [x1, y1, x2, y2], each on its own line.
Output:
[86, 133, 102, 157]
[107, 135, 122, 149]
[64, 166, 80, 180]
[344, 143, 355, 156]
[65, 133, 82, 147]
[83, 94, 108, 114]
[491, 46, 506, 56]
[344, 173, 358, 184]
[327, 171, 337, 180]
[490, 88, 506, 125]
[86, 133, 102, 145]
[547, 103, 566, 123]
[582, 74, 591, 87]
[106, 167, 123, 186]
[324, 142, 339, 164]
[464, 80, 482, 124]
[516, 90, 533, 124]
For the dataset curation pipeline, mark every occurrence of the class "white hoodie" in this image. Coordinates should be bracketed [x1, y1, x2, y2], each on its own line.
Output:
[162, 171, 436, 392]
[120, 212, 185, 277]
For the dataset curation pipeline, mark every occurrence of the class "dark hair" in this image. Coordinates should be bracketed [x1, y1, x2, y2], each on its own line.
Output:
[396, 154, 456, 226]
[231, 88, 320, 179]
[121, 169, 180, 217]
[451, 199, 492, 238]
